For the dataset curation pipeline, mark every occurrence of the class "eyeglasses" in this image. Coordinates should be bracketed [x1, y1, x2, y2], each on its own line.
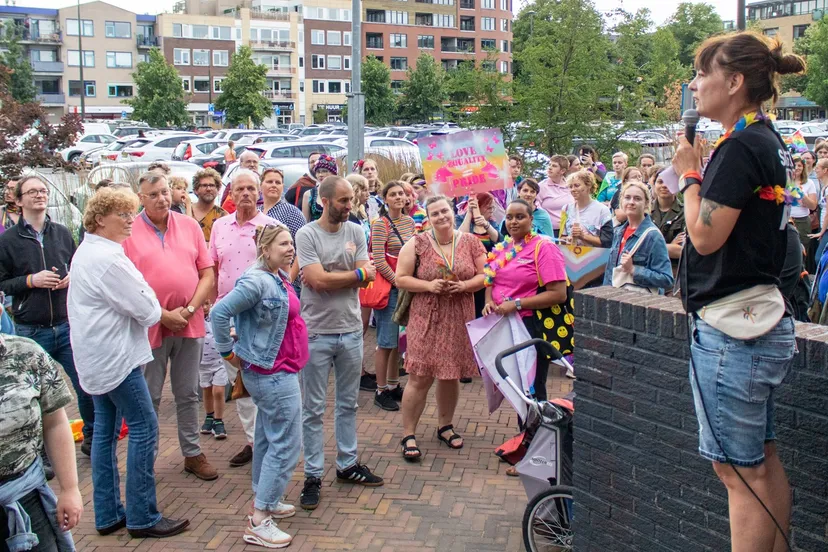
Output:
[198, 183, 218, 189]
[116, 212, 137, 221]
[140, 189, 170, 201]
[22, 189, 49, 198]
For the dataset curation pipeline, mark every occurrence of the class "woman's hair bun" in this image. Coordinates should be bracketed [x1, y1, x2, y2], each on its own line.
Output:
[769, 40, 806, 75]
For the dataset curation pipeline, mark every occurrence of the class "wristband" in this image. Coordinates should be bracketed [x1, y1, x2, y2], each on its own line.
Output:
[26, 275, 33, 288]
[355, 268, 366, 282]
[681, 171, 702, 181]
[221, 351, 235, 361]
[679, 176, 702, 195]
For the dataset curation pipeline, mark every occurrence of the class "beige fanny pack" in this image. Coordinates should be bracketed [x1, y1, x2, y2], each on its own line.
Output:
[698, 284, 785, 340]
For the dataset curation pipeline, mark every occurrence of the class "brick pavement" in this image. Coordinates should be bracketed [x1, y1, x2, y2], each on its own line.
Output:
[62, 329, 572, 552]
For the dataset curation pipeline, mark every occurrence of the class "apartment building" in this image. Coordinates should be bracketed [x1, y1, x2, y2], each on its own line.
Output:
[0, 6, 64, 123]
[749, 0, 826, 119]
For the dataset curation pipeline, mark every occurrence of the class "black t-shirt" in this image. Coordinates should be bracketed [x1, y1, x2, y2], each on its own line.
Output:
[681, 121, 793, 313]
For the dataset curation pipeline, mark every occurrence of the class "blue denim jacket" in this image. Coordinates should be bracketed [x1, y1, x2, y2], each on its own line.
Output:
[211, 265, 290, 368]
[0, 456, 75, 552]
[602, 215, 674, 292]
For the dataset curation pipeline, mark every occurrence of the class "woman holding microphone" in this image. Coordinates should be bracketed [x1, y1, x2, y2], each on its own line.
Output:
[672, 31, 805, 552]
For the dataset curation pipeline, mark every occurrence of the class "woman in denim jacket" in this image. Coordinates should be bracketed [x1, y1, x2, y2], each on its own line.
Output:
[211, 222, 308, 549]
[602, 181, 674, 293]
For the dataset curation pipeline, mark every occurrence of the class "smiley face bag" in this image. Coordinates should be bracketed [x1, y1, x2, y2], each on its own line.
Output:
[529, 240, 575, 358]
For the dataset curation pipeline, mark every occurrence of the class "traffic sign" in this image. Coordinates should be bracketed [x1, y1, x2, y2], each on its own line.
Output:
[208, 103, 215, 114]
[274, 106, 281, 115]
[121, 111, 127, 120]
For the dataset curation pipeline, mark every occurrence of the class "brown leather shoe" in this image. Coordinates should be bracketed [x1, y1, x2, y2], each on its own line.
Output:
[128, 517, 190, 538]
[184, 453, 218, 481]
[229, 444, 253, 467]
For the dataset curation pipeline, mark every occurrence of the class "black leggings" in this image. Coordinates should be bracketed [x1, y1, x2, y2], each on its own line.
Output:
[0, 489, 59, 552]
[522, 316, 549, 403]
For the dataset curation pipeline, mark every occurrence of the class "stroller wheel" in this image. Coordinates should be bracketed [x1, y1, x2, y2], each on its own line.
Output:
[522, 485, 574, 552]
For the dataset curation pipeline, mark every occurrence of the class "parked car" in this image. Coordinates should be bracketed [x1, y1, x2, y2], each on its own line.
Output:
[222, 159, 308, 189]
[120, 134, 201, 161]
[172, 139, 228, 161]
[60, 134, 117, 163]
[794, 123, 828, 146]
[252, 134, 300, 144]
[245, 141, 345, 162]
[112, 125, 154, 138]
[188, 143, 250, 174]
[17, 170, 84, 237]
[291, 125, 334, 137]
[331, 137, 416, 149]
[82, 138, 151, 166]
[215, 129, 269, 143]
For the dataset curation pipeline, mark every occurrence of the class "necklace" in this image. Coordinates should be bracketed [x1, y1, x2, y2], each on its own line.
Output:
[433, 229, 454, 246]
[483, 232, 537, 287]
[431, 229, 457, 273]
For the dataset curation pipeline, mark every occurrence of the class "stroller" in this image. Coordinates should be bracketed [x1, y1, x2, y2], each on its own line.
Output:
[494, 339, 575, 552]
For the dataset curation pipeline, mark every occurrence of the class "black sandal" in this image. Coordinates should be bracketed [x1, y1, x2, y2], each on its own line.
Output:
[400, 435, 422, 462]
[436, 424, 464, 449]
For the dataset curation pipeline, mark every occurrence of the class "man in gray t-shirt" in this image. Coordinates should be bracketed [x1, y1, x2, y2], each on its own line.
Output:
[295, 176, 384, 511]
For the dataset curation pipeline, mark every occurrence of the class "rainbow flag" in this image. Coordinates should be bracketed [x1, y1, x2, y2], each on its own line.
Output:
[559, 244, 611, 289]
[784, 130, 808, 153]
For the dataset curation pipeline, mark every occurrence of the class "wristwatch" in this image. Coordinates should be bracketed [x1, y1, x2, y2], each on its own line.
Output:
[186, 305, 196, 315]
[515, 298, 523, 311]
[679, 174, 702, 194]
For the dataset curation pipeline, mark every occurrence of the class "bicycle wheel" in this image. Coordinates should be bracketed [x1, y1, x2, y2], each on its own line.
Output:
[522, 485, 574, 552]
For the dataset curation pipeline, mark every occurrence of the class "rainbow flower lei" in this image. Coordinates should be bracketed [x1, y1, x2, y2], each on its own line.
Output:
[483, 232, 537, 287]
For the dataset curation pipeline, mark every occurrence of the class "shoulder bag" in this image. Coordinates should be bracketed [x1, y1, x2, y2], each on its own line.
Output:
[359, 216, 405, 310]
[611, 226, 659, 294]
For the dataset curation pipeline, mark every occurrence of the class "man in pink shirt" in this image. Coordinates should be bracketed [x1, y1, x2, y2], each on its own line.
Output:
[123, 172, 217, 481]
[209, 168, 278, 467]
[537, 155, 574, 235]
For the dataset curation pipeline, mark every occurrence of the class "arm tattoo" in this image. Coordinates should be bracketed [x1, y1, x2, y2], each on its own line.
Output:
[699, 199, 724, 227]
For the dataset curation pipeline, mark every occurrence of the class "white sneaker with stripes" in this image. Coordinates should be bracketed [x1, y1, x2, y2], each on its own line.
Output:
[243, 517, 292, 549]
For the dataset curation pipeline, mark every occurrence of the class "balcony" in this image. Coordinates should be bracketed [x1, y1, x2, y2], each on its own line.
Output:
[36, 93, 65, 105]
[251, 40, 296, 51]
[32, 61, 64, 73]
[415, 13, 434, 26]
[441, 38, 474, 53]
[249, 9, 293, 21]
[263, 90, 297, 100]
[460, 0, 474, 7]
[137, 35, 158, 48]
[460, 17, 475, 31]
[267, 66, 297, 76]
[21, 30, 62, 43]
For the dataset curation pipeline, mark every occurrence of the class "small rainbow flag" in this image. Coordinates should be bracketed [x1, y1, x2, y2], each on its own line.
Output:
[784, 130, 808, 153]
[559, 244, 612, 289]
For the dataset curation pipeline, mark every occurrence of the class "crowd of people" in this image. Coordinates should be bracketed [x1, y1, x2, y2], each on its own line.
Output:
[0, 31, 821, 551]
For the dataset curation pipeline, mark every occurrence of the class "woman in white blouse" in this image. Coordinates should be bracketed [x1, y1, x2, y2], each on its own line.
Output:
[68, 188, 189, 539]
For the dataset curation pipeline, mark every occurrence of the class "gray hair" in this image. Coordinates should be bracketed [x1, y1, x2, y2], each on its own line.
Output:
[232, 168, 260, 190]
[239, 150, 259, 163]
[138, 172, 167, 190]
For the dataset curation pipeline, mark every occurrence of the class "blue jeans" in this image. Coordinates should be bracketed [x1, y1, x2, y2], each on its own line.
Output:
[244, 369, 302, 510]
[302, 331, 363, 477]
[91, 368, 162, 531]
[373, 287, 400, 349]
[16, 322, 94, 441]
[689, 315, 796, 467]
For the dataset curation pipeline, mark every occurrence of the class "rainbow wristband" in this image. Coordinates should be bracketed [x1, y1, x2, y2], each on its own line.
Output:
[221, 351, 235, 361]
[26, 275, 33, 288]
[355, 268, 366, 282]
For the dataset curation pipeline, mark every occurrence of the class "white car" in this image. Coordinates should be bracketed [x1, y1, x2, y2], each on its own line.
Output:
[215, 129, 269, 144]
[245, 142, 345, 162]
[83, 138, 150, 166]
[331, 137, 416, 149]
[252, 134, 300, 144]
[171, 139, 228, 161]
[120, 134, 201, 162]
[60, 134, 117, 163]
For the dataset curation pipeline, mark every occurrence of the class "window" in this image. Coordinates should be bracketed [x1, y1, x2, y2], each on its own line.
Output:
[174, 48, 190, 65]
[311, 54, 325, 69]
[299, 56, 304, 67]
[345, 81, 351, 93]
[794, 24, 810, 39]
[482, 17, 495, 31]
[500, 18, 508, 31]
[181, 77, 190, 92]
[192, 25, 208, 39]
[312, 80, 325, 93]
[32, 50, 57, 62]
[367, 9, 386, 23]
[212, 26, 231, 40]
[436, 14, 455, 27]
[327, 55, 341, 70]
[105, 21, 131, 38]
[390, 57, 408, 70]
[500, 60, 508, 73]
[327, 31, 341, 46]
[344, 56, 351, 69]
[482, 0, 494, 8]
[367, 33, 383, 49]
[460, 0, 474, 7]
[482, 61, 495, 72]
[416, 13, 433, 26]
[328, 8, 339, 19]
[500, 0, 507, 9]
[66, 19, 93, 36]
[300, 81, 305, 92]
[106, 51, 132, 68]
[501, 40, 508, 52]
[343, 9, 352, 20]
[68, 80, 95, 97]
[138, 53, 149, 63]
[460, 16, 475, 30]
[107, 84, 133, 97]
[390, 33, 407, 48]
[389, 11, 409, 25]
[763, 27, 778, 37]
[173, 23, 182, 37]
[311, 30, 325, 45]
[328, 81, 342, 93]
[391, 80, 404, 94]
[213, 50, 228, 66]
[344, 32, 352, 46]
[193, 77, 210, 92]
[418, 35, 434, 49]
[193, 49, 210, 66]
[68, 50, 94, 67]
[260, 29, 272, 41]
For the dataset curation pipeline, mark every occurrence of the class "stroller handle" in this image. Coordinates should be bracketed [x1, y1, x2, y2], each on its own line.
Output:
[494, 339, 563, 380]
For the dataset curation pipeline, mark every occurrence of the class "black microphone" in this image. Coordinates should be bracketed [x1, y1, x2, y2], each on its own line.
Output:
[683, 109, 700, 145]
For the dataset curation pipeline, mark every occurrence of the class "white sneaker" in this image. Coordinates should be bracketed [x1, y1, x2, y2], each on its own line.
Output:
[243, 517, 292, 549]
[270, 502, 295, 519]
[565, 366, 576, 379]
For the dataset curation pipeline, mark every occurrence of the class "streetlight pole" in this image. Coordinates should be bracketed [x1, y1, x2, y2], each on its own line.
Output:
[347, 0, 364, 170]
[525, 10, 536, 37]
[77, 0, 85, 121]
[737, 0, 746, 30]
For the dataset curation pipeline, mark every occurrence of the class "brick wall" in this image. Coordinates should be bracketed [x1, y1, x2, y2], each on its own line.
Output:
[572, 286, 828, 552]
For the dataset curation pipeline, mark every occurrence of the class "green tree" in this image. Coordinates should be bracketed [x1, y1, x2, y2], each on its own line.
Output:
[798, 18, 828, 111]
[782, 29, 812, 95]
[123, 48, 189, 127]
[646, 28, 690, 105]
[666, 2, 724, 66]
[0, 22, 36, 103]
[313, 109, 327, 124]
[445, 55, 513, 142]
[362, 55, 396, 125]
[399, 54, 447, 123]
[215, 46, 271, 127]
